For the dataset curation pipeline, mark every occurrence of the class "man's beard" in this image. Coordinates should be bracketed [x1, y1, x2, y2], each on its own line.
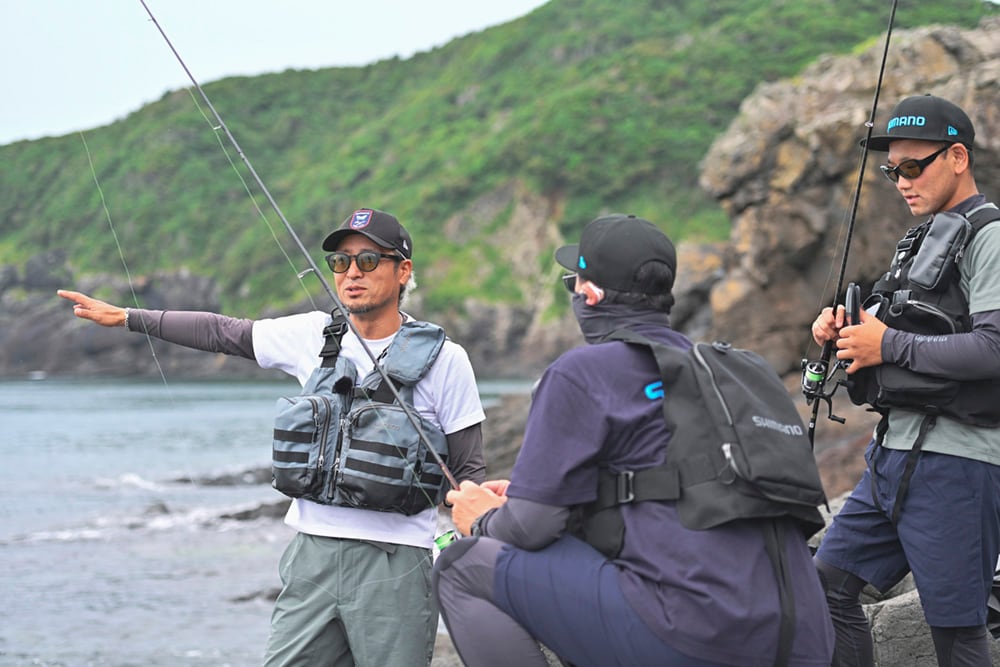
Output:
[345, 294, 396, 316]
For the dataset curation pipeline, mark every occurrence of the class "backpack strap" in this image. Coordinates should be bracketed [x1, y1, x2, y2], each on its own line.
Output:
[588, 328, 688, 511]
[591, 465, 681, 511]
[764, 520, 794, 667]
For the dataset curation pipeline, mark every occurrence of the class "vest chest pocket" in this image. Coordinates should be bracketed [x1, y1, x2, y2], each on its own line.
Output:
[334, 402, 449, 515]
[272, 394, 338, 502]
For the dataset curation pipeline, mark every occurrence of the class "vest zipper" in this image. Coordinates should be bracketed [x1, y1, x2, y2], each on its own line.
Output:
[331, 415, 347, 494]
[693, 344, 742, 480]
[692, 345, 734, 425]
[314, 395, 331, 471]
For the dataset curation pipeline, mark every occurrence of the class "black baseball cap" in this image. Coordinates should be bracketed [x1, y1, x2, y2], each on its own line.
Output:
[863, 94, 975, 152]
[322, 208, 413, 258]
[555, 214, 676, 294]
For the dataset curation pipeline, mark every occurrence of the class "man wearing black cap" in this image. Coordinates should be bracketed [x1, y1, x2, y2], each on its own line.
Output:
[812, 95, 1000, 666]
[58, 208, 486, 666]
[433, 214, 834, 666]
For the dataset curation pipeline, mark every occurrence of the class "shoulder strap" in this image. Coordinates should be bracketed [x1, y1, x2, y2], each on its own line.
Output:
[319, 310, 350, 368]
[966, 202, 1000, 235]
[589, 329, 690, 511]
[358, 320, 447, 404]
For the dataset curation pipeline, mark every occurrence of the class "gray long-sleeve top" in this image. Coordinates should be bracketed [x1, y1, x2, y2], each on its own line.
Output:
[883, 309, 1000, 380]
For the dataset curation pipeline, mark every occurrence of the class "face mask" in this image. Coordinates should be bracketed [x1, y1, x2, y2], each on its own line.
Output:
[571, 293, 671, 343]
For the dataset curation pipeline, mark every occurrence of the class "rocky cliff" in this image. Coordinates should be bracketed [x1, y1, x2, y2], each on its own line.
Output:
[700, 18, 1000, 665]
[700, 17, 1000, 375]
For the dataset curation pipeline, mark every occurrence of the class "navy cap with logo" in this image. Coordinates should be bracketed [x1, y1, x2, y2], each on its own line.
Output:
[555, 214, 676, 294]
[863, 94, 975, 152]
[322, 208, 413, 258]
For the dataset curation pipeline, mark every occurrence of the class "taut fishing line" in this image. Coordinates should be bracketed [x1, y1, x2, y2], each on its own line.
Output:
[801, 0, 899, 446]
[133, 0, 459, 511]
[79, 130, 173, 399]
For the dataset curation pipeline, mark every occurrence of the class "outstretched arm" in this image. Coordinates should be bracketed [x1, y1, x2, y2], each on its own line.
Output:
[57, 289, 256, 359]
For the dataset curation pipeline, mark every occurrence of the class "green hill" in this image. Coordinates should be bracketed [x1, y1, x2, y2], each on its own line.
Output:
[1, 0, 994, 316]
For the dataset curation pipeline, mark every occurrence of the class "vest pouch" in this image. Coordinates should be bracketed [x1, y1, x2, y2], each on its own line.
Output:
[908, 212, 971, 291]
[272, 394, 342, 502]
[847, 295, 889, 408]
[851, 299, 961, 412]
[334, 402, 449, 515]
[872, 365, 960, 412]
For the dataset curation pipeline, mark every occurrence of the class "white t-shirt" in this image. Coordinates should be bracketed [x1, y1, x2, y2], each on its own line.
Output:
[252, 310, 485, 548]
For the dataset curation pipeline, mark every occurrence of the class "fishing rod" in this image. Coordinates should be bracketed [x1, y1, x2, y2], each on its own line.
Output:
[137, 0, 459, 491]
[801, 0, 899, 447]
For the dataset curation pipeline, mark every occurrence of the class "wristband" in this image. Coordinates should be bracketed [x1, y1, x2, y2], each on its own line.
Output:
[123, 308, 130, 331]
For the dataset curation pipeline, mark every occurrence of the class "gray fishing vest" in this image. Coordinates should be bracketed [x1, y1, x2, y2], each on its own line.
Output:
[271, 316, 451, 515]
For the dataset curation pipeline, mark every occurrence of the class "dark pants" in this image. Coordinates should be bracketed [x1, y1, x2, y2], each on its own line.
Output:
[432, 535, 726, 667]
[815, 559, 992, 667]
[815, 444, 1000, 666]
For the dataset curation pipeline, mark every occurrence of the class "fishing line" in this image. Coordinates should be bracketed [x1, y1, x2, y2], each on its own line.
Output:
[801, 0, 899, 443]
[136, 0, 459, 496]
[79, 130, 173, 399]
[177, 87, 320, 310]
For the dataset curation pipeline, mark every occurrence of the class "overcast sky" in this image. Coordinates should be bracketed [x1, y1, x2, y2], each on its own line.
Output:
[1, 1, 549, 146]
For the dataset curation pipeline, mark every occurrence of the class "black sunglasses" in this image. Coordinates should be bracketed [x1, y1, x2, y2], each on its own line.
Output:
[880, 144, 951, 183]
[325, 250, 401, 274]
[561, 274, 577, 293]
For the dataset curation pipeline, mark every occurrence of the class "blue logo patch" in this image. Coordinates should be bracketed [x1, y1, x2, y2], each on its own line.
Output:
[350, 209, 373, 230]
[578, 257, 587, 270]
[948, 125, 959, 136]
[644, 381, 664, 400]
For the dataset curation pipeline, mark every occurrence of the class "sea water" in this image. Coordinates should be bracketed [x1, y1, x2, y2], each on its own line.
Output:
[0, 377, 525, 666]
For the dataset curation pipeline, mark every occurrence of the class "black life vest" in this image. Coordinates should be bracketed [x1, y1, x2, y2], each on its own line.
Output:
[847, 204, 1000, 427]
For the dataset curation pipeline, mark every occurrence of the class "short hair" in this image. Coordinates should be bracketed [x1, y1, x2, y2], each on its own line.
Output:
[399, 271, 415, 306]
[600, 260, 675, 313]
[964, 144, 975, 168]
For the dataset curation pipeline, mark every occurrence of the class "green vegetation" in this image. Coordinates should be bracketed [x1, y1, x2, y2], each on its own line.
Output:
[1, 0, 994, 315]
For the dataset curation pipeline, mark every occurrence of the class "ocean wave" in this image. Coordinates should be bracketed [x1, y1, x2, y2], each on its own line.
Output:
[3, 497, 289, 545]
[94, 472, 165, 491]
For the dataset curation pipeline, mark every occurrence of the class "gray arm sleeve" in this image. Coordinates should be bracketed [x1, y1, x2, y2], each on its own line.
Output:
[445, 423, 486, 485]
[882, 309, 1000, 380]
[128, 309, 256, 359]
[477, 497, 570, 551]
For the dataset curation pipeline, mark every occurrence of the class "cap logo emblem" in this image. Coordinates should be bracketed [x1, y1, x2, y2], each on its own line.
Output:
[349, 209, 373, 230]
[948, 125, 959, 136]
[887, 115, 925, 132]
[578, 257, 587, 270]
